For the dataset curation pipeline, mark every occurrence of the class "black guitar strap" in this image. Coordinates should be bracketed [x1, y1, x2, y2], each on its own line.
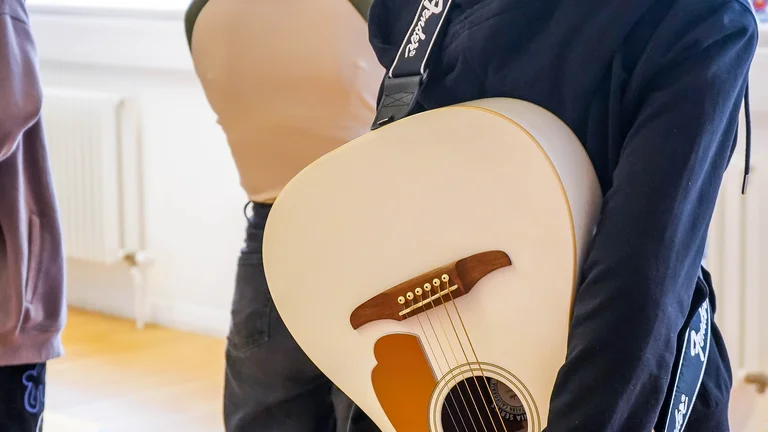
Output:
[369, 3, 711, 431]
[662, 295, 712, 432]
[370, 0, 452, 129]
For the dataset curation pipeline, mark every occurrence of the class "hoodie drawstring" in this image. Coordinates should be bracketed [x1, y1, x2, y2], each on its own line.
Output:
[742, 82, 752, 195]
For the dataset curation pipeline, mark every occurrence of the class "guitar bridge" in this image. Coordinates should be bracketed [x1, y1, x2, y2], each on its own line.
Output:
[349, 250, 512, 329]
[398, 283, 459, 316]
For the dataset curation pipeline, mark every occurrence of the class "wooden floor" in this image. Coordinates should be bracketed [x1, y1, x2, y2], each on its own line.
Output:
[43, 309, 768, 432]
[46, 309, 226, 432]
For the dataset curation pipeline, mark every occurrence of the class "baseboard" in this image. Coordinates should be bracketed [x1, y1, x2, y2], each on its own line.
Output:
[65, 259, 231, 337]
[68, 296, 230, 338]
[149, 301, 230, 338]
[66, 281, 230, 338]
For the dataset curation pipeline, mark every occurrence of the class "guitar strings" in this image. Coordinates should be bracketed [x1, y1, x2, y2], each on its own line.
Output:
[407, 311, 466, 432]
[433, 279, 504, 432]
[404, 274, 513, 431]
[443, 279, 510, 432]
[411, 298, 471, 432]
[423, 284, 489, 432]
[416, 290, 476, 432]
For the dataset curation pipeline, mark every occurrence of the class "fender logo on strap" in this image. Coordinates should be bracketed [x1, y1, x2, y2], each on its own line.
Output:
[405, 0, 444, 58]
[389, 0, 452, 78]
[689, 304, 708, 362]
[665, 299, 711, 432]
[373, 0, 453, 128]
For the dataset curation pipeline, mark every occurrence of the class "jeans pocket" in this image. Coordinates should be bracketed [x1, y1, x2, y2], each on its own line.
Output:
[227, 252, 273, 356]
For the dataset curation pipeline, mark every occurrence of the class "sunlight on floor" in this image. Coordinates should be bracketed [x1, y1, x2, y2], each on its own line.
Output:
[46, 309, 226, 432]
[45, 412, 103, 432]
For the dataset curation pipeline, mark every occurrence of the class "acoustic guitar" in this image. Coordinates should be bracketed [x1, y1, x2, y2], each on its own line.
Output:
[261, 2, 604, 431]
[262, 97, 603, 431]
[263, 1, 712, 431]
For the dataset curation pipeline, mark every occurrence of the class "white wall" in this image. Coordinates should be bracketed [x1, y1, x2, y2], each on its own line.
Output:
[29, 6, 246, 337]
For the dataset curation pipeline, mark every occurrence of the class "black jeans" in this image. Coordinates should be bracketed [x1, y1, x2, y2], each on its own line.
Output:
[223, 202, 378, 432]
[0, 363, 46, 432]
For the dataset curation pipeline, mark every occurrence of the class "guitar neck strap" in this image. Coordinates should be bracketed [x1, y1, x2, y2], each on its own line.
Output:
[370, 3, 711, 431]
[371, 0, 453, 129]
[663, 296, 711, 432]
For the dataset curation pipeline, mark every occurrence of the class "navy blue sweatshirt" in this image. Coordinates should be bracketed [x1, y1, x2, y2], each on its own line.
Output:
[368, 0, 757, 430]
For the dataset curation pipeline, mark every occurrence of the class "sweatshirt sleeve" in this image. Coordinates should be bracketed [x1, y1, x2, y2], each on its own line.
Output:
[545, 2, 757, 431]
[0, 12, 42, 162]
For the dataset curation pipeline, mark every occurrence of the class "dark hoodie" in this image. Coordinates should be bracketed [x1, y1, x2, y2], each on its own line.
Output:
[367, 0, 757, 430]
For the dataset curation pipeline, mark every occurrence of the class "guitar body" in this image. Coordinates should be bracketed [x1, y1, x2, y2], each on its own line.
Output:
[263, 98, 603, 431]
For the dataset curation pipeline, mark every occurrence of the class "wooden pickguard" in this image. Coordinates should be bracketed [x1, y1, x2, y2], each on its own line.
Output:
[371, 334, 436, 431]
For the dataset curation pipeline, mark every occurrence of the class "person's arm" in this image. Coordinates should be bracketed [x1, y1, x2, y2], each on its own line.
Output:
[544, 2, 757, 431]
[0, 12, 41, 162]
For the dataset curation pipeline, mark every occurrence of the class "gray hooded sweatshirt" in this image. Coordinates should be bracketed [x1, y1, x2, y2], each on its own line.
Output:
[0, 0, 65, 366]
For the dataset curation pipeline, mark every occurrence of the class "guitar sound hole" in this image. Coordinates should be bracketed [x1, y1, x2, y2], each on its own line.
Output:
[441, 376, 528, 432]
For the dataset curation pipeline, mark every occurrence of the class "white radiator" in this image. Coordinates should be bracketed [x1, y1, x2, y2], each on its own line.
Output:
[41, 87, 150, 328]
[41, 87, 144, 264]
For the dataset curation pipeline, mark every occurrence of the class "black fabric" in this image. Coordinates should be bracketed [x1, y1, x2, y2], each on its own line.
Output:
[0, 363, 46, 432]
[368, 1, 757, 431]
[224, 203, 379, 432]
[349, 0, 375, 20]
[183, 0, 206, 49]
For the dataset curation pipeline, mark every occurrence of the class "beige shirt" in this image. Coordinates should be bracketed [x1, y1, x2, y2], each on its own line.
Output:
[190, 0, 384, 203]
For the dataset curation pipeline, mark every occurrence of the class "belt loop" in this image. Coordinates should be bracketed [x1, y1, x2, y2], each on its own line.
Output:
[243, 201, 255, 220]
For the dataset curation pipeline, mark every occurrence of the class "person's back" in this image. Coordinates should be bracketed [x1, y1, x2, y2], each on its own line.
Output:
[367, 0, 756, 430]
[188, 0, 382, 202]
[185, 0, 382, 430]
[0, 0, 66, 429]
